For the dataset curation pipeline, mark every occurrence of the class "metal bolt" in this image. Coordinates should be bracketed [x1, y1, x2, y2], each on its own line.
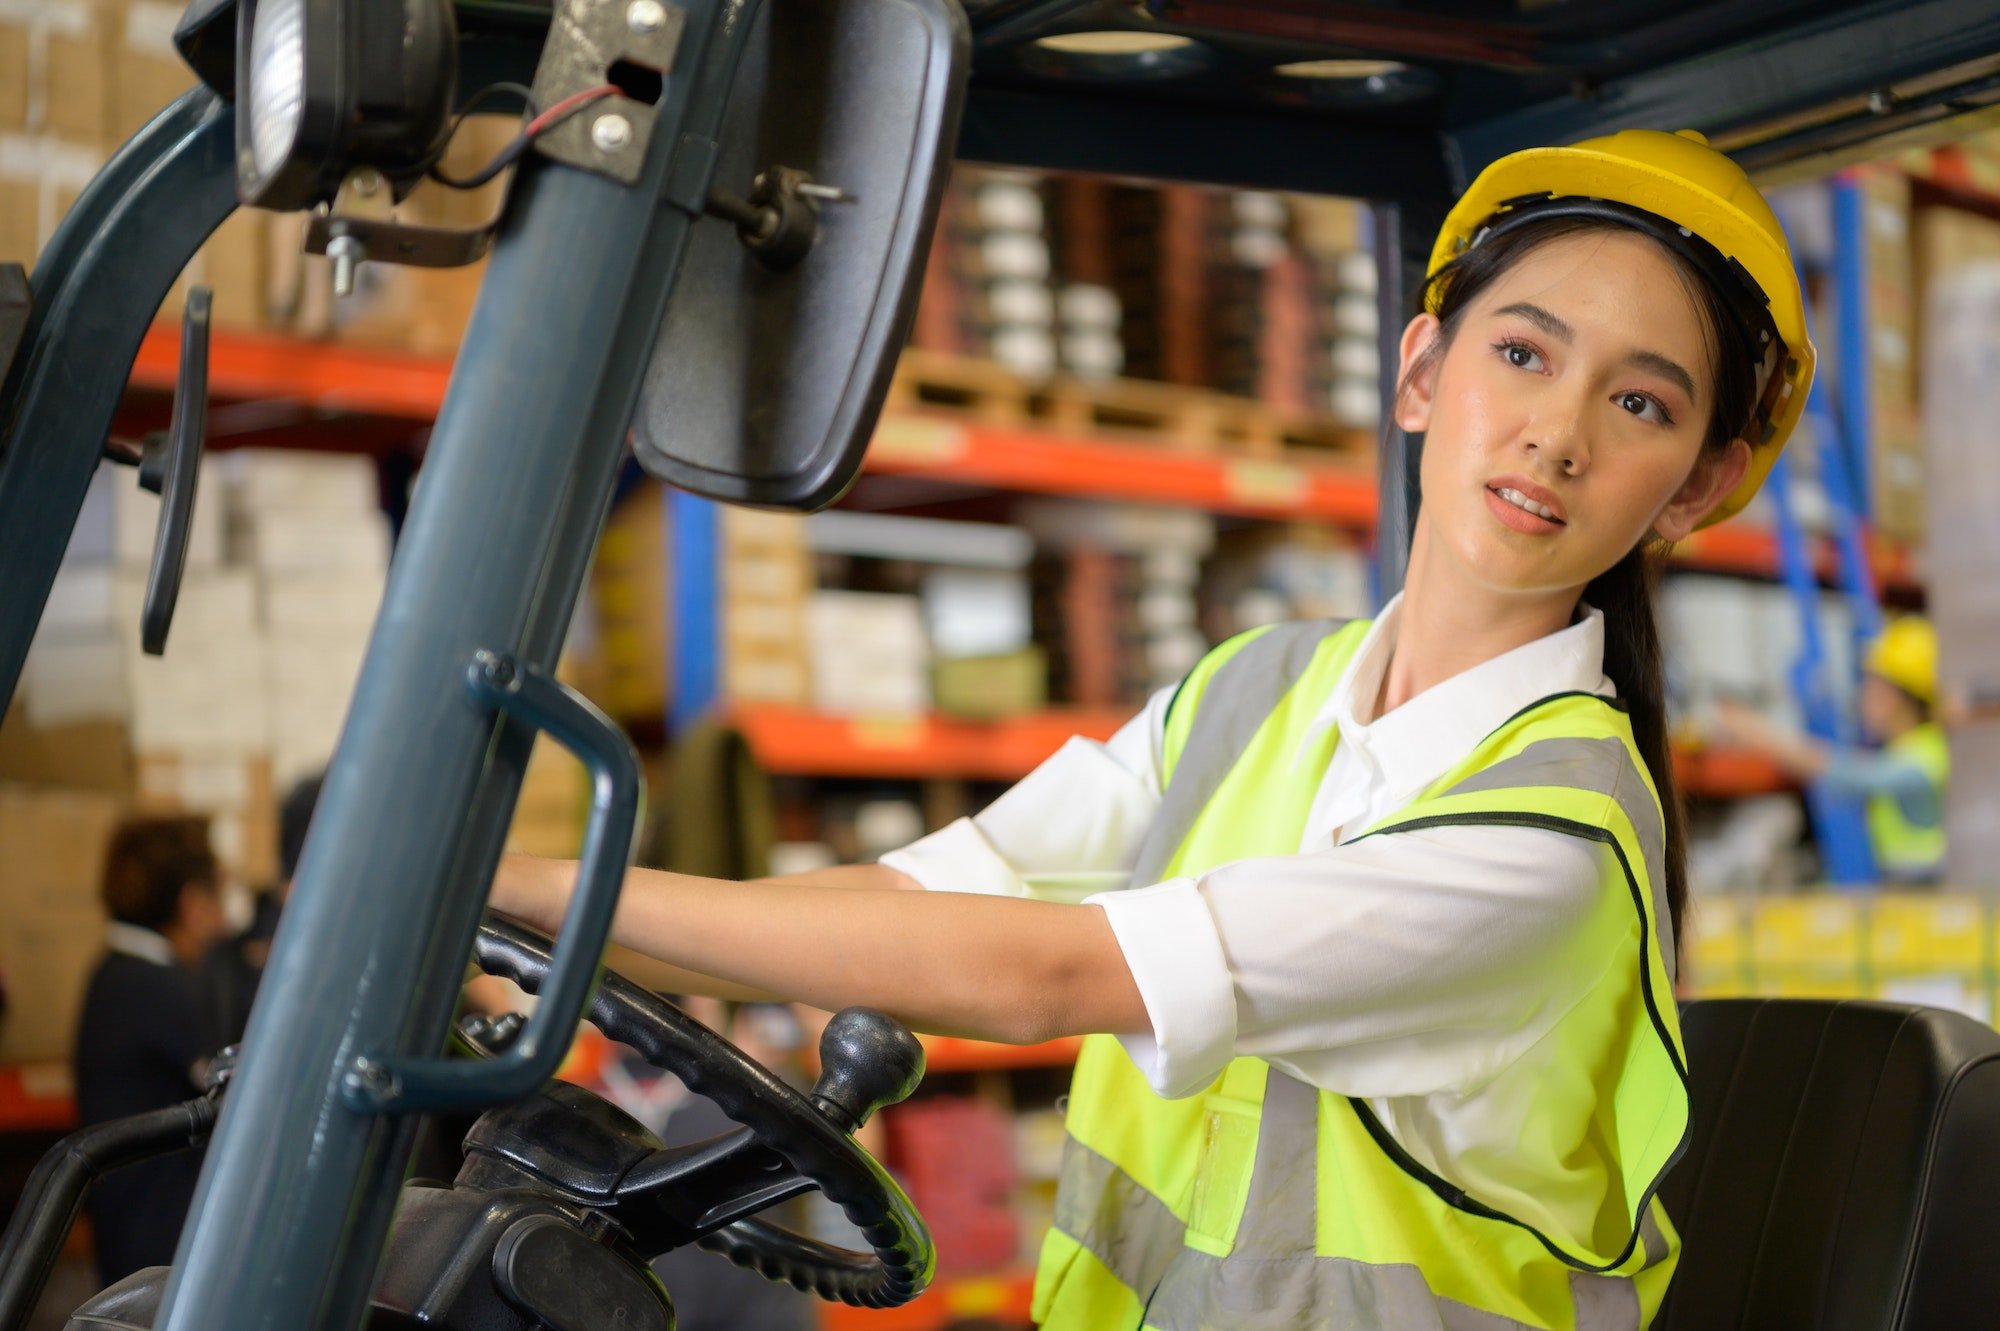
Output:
[628, 0, 668, 33]
[592, 114, 634, 154]
[345, 1056, 397, 1103]
[327, 234, 366, 299]
[350, 167, 385, 197]
[1868, 88, 1896, 115]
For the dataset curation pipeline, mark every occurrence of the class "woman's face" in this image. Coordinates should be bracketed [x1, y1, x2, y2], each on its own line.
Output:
[1396, 230, 1751, 601]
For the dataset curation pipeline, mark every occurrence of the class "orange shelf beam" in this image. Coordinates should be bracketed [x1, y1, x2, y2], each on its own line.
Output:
[133, 324, 454, 420]
[1671, 523, 1919, 597]
[1674, 746, 1792, 799]
[728, 705, 1126, 781]
[0, 1063, 78, 1135]
[921, 1036, 1082, 1074]
[736, 702, 1792, 799]
[820, 1269, 1035, 1331]
[867, 413, 1378, 524]
[131, 328, 1378, 522]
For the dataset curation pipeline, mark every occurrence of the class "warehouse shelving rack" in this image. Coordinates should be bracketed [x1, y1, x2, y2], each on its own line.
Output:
[121, 322, 1910, 805]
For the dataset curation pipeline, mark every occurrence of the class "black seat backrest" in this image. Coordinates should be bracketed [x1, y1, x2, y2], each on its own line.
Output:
[1658, 998, 2000, 1330]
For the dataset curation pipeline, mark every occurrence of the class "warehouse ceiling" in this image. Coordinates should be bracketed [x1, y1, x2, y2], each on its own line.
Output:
[957, 0, 2000, 198]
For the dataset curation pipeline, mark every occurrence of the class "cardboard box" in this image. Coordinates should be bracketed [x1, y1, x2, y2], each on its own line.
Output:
[1751, 897, 1865, 972]
[1855, 168, 1925, 544]
[0, 784, 123, 1062]
[110, 1, 192, 148]
[506, 736, 586, 859]
[42, 564, 255, 636]
[0, 17, 28, 134]
[223, 449, 381, 515]
[42, 2, 110, 145]
[583, 485, 671, 721]
[722, 639, 811, 706]
[933, 646, 1047, 720]
[240, 508, 391, 574]
[22, 620, 268, 749]
[135, 749, 279, 885]
[0, 131, 103, 264]
[62, 458, 226, 569]
[0, 703, 132, 793]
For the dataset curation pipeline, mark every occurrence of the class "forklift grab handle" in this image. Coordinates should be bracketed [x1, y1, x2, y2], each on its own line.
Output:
[342, 651, 642, 1114]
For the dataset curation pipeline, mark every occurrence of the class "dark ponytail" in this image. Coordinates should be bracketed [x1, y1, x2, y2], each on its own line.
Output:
[1402, 214, 1764, 960]
[1584, 545, 1688, 954]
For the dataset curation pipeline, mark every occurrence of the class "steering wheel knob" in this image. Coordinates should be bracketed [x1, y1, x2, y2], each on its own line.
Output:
[810, 1009, 925, 1132]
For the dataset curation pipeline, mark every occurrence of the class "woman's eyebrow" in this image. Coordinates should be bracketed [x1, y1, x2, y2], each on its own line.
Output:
[1626, 349, 1696, 399]
[1495, 300, 1698, 400]
[1493, 301, 1572, 342]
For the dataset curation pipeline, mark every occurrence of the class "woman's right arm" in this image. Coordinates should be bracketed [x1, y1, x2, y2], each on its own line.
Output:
[493, 854, 918, 1002]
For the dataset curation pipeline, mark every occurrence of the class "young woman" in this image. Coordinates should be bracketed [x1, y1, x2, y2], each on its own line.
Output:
[495, 128, 1811, 1329]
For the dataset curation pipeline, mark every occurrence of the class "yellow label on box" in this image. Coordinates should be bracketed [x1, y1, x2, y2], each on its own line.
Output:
[1757, 966, 1868, 1000]
[1870, 894, 1987, 971]
[1752, 898, 1863, 969]
[1225, 460, 1307, 507]
[847, 717, 926, 751]
[872, 417, 969, 465]
[1687, 895, 1746, 970]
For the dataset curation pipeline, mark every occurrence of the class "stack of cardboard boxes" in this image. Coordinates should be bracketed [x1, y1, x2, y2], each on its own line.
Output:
[720, 508, 813, 709]
[0, 785, 123, 1062]
[0, 1, 272, 329]
[224, 450, 391, 787]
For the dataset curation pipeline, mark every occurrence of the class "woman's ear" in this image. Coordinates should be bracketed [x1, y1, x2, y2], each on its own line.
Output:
[1393, 313, 1443, 434]
[1654, 437, 1753, 543]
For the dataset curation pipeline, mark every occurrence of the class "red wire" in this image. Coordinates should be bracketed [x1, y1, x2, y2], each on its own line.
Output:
[523, 83, 624, 139]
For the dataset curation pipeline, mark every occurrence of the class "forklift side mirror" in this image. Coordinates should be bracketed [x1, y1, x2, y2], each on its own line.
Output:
[629, 0, 969, 512]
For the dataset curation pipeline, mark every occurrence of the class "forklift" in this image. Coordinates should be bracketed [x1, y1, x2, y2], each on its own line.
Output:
[0, 1, 1997, 1326]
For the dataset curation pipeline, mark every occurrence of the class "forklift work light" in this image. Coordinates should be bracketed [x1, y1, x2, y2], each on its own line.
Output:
[235, 0, 457, 210]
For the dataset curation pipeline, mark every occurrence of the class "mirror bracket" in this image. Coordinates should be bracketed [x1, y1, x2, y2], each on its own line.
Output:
[529, 0, 690, 187]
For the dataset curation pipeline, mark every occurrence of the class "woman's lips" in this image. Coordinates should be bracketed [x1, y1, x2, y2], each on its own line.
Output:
[1484, 484, 1566, 535]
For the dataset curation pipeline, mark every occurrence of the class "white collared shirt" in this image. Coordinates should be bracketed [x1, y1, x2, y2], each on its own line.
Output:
[881, 595, 1624, 1103]
[106, 921, 177, 967]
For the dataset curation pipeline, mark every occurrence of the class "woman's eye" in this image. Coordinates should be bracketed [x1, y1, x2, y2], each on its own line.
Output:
[1616, 391, 1673, 425]
[1497, 341, 1544, 372]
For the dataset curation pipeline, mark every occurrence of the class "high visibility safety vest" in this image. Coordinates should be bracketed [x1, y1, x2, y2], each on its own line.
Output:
[1866, 722, 1949, 883]
[1033, 620, 1690, 1331]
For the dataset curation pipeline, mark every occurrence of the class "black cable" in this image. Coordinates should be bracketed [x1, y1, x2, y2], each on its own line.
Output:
[426, 81, 539, 190]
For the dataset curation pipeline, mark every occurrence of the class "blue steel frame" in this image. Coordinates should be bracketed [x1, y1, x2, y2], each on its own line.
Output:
[6, 0, 2000, 1326]
[0, 1, 762, 1324]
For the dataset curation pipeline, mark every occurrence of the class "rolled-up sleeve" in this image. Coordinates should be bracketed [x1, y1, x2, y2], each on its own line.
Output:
[879, 687, 1172, 903]
[1089, 824, 1617, 1100]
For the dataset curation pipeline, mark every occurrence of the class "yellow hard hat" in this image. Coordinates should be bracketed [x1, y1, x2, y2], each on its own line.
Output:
[1427, 128, 1814, 528]
[1865, 616, 1938, 706]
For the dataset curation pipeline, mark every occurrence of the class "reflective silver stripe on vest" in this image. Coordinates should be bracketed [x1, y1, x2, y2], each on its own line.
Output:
[1053, 1136, 1189, 1304]
[1435, 735, 1675, 980]
[1128, 620, 1344, 889]
[1139, 1075, 1543, 1331]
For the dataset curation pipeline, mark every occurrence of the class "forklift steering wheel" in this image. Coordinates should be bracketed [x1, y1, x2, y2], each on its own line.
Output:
[472, 917, 935, 1307]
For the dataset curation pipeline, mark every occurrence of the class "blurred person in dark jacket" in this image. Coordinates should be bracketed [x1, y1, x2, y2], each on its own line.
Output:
[73, 816, 229, 1285]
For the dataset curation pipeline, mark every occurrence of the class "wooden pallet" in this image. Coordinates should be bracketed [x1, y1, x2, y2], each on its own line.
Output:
[888, 350, 1373, 463]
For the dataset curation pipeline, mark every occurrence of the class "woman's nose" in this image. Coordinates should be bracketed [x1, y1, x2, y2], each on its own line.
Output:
[1526, 398, 1590, 475]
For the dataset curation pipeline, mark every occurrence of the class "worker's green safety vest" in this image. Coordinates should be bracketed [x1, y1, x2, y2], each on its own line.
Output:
[1867, 721, 1949, 883]
[1032, 619, 1689, 1330]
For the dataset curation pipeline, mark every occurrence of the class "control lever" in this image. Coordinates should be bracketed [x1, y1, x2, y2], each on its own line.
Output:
[104, 287, 210, 655]
[807, 1008, 925, 1133]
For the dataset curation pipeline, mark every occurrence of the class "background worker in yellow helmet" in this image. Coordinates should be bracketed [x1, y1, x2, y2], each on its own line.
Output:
[489, 127, 1805, 1328]
[1714, 615, 1949, 884]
